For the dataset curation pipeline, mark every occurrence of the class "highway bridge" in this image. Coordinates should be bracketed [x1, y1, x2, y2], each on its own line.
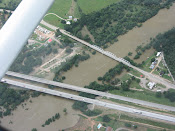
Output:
[5, 71, 175, 112]
[1, 77, 175, 123]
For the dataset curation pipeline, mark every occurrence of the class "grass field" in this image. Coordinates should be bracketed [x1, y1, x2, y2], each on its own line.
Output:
[109, 98, 175, 116]
[94, 115, 125, 130]
[44, 0, 72, 28]
[109, 89, 175, 107]
[141, 55, 155, 72]
[94, 114, 165, 130]
[77, 0, 120, 14]
[47, 0, 72, 18]
[43, 15, 64, 28]
[120, 114, 175, 130]
[130, 69, 144, 77]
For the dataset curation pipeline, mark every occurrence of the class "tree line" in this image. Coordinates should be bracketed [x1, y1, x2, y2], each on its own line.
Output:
[10, 43, 58, 74]
[53, 52, 90, 83]
[64, 0, 175, 48]
[42, 113, 60, 127]
[0, 83, 30, 118]
[152, 28, 175, 78]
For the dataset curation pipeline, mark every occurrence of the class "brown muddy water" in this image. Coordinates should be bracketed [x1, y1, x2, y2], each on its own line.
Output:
[63, 3, 175, 87]
[1, 3, 175, 131]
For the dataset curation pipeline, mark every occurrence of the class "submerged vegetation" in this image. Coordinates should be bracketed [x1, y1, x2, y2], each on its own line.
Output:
[0, 83, 30, 118]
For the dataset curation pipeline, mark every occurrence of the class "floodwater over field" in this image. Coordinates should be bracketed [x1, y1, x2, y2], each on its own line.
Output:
[1, 95, 80, 131]
[1, 74, 80, 131]
[63, 3, 175, 87]
[1, 3, 175, 131]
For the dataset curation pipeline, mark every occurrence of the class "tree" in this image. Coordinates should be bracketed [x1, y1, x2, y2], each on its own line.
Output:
[125, 123, 131, 127]
[151, 58, 156, 63]
[128, 52, 132, 56]
[136, 78, 141, 83]
[156, 92, 162, 98]
[53, 49, 58, 54]
[133, 125, 138, 129]
[102, 115, 111, 122]
[92, 51, 96, 55]
[62, 76, 66, 80]
[98, 77, 103, 81]
[31, 128, 37, 131]
[61, 20, 66, 24]
[55, 29, 61, 37]
[66, 47, 73, 54]
[63, 108, 67, 114]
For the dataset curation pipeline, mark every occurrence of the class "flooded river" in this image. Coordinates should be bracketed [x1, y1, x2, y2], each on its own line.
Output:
[1, 3, 175, 131]
[63, 3, 175, 87]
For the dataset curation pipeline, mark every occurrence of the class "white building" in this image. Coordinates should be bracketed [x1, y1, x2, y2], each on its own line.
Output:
[66, 21, 71, 25]
[147, 82, 156, 89]
[97, 123, 102, 129]
[73, 18, 77, 22]
[68, 16, 72, 20]
[156, 52, 161, 57]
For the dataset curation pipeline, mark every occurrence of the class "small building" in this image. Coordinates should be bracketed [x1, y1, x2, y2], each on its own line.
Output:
[157, 90, 162, 92]
[68, 16, 72, 20]
[149, 64, 155, 70]
[149, 61, 157, 70]
[147, 82, 156, 89]
[66, 21, 71, 25]
[73, 18, 77, 22]
[97, 123, 102, 129]
[156, 52, 161, 57]
[106, 126, 113, 131]
[48, 38, 53, 43]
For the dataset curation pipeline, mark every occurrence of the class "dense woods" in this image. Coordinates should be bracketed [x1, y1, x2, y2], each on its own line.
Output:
[65, 0, 175, 47]
[0, 83, 30, 118]
[10, 43, 60, 74]
[152, 28, 175, 78]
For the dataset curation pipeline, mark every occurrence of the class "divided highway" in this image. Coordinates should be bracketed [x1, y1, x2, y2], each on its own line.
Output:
[6, 71, 175, 112]
[1, 78, 175, 123]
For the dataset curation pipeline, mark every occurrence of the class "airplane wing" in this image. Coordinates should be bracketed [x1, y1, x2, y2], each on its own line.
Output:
[0, 0, 54, 79]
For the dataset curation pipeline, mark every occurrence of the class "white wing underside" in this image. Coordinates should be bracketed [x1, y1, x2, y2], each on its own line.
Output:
[0, 0, 54, 79]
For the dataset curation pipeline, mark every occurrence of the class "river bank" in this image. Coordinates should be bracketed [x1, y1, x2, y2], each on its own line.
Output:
[63, 3, 175, 87]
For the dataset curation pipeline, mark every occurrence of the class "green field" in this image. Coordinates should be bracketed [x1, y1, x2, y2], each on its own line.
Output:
[110, 89, 175, 107]
[43, 15, 65, 28]
[44, 0, 72, 28]
[141, 55, 155, 72]
[77, 0, 120, 14]
[47, 0, 72, 18]
[120, 114, 175, 130]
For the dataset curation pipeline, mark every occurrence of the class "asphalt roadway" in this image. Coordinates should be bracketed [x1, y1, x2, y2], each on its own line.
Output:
[1, 78, 175, 123]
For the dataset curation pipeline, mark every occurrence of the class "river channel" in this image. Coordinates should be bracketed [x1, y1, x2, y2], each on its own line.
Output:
[1, 3, 175, 131]
[63, 3, 175, 87]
